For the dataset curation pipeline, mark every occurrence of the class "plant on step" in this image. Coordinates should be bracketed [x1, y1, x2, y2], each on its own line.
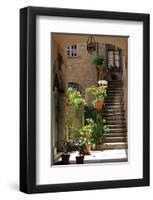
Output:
[85, 86, 107, 110]
[94, 114, 110, 144]
[98, 80, 108, 89]
[79, 118, 96, 155]
[66, 87, 85, 110]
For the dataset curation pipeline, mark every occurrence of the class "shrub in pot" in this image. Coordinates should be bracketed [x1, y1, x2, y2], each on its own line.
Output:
[79, 119, 96, 155]
[85, 86, 107, 111]
[93, 98, 105, 111]
[93, 55, 106, 79]
[93, 114, 110, 144]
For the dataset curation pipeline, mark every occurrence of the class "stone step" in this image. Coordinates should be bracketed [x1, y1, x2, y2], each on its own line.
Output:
[104, 102, 121, 105]
[102, 111, 125, 115]
[108, 80, 123, 83]
[107, 87, 123, 90]
[108, 128, 127, 133]
[103, 117, 125, 120]
[104, 99, 123, 102]
[108, 84, 123, 87]
[104, 106, 124, 110]
[106, 132, 127, 137]
[106, 94, 123, 97]
[108, 85, 123, 89]
[105, 97, 123, 100]
[95, 142, 128, 150]
[108, 83, 123, 85]
[106, 124, 126, 129]
[105, 136, 127, 143]
[104, 118, 126, 122]
[108, 80, 123, 84]
[106, 121, 126, 125]
[104, 109, 125, 113]
[104, 104, 124, 109]
[107, 87, 123, 92]
[107, 90, 123, 95]
[102, 112, 125, 115]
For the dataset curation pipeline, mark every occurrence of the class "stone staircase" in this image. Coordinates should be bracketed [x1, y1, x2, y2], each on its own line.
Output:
[96, 80, 128, 150]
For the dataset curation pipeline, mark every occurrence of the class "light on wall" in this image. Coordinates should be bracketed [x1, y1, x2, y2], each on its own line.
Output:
[86, 35, 96, 54]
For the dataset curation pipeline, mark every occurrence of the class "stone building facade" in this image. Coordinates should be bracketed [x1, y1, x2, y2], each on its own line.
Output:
[51, 34, 128, 160]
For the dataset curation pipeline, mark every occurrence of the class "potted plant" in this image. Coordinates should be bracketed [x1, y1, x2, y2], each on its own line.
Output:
[75, 142, 84, 164]
[93, 98, 105, 111]
[85, 86, 107, 111]
[66, 87, 85, 110]
[61, 121, 72, 164]
[93, 115, 110, 144]
[79, 119, 96, 155]
[98, 80, 108, 89]
[93, 55, 106, 78]
[64, 119, 80, 151]
[61, 136, 70, 164]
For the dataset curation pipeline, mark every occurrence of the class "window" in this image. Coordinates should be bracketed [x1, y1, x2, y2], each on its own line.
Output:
[68, 82, 83, 94]
[66, 44, 77, 57]
[107, 50, 121, 69]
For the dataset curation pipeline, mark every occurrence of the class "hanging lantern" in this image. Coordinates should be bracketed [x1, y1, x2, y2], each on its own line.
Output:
[86, 36, 96, 54]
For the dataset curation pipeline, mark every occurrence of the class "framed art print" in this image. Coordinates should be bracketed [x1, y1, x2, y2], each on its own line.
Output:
[20, 6, 150, 193]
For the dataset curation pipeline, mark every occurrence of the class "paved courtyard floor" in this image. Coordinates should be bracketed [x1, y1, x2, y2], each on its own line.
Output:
[56, 149, 128, 165]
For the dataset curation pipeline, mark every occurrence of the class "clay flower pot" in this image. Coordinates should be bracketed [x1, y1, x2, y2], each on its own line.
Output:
[81, 145, 91, 155]
[98, 69, 106, 79]
[95, 102, 105, 110]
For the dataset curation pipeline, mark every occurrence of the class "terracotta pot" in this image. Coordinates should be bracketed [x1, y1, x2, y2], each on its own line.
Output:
[81, 145, 91, 155]
[95, 102, 104, 110]
[99, 69, 104, 76]
[99, 69, 105, 79]
[76, 155, 84, 164]
[61, 154, 70, 164]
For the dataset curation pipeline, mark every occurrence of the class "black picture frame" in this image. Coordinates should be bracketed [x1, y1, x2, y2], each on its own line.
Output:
[20, 6, 150, 194]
